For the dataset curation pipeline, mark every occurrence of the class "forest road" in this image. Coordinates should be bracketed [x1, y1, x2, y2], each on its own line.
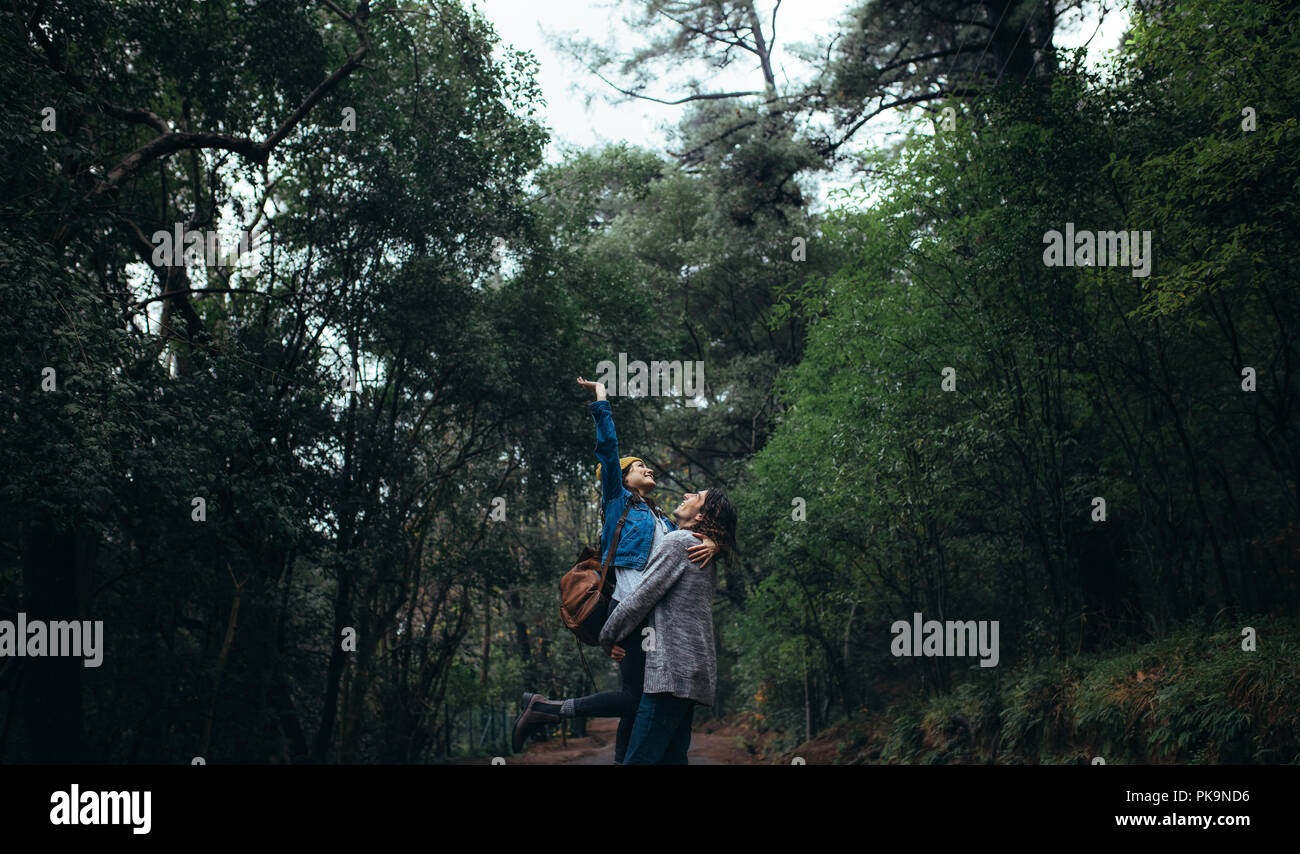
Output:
[510, 717, 763, 765]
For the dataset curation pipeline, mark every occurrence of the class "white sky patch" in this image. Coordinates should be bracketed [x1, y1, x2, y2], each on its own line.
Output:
[477, 0, 1132, 210]
[478, 0, 845, 163]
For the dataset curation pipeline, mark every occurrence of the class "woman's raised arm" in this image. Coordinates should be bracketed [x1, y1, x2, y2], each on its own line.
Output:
[576, 376, 606, 401]
[579, 376, 623, 503]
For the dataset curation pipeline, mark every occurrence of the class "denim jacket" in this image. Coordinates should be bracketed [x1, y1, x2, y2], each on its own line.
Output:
[591, 399, 675, 570]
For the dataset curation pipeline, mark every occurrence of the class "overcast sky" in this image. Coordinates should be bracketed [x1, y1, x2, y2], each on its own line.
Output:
[475, 0, 1132, 189]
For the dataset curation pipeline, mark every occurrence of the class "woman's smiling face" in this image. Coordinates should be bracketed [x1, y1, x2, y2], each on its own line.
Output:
[623, 459, 656, 495]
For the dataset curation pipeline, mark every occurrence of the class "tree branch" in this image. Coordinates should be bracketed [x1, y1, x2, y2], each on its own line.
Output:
[656, 8, 754, 53]
[130, 287, 282, 310]
[667, 117, 759, 160]
[819, 90, 957, 156]
[557, 38, 761, 105]
[88, 0, 371, 197]
[96, 102, 172, 136]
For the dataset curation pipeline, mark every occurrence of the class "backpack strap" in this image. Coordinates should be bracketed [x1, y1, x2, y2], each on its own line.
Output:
[597, 498, 635, 597]
[576, 638, 597, 692]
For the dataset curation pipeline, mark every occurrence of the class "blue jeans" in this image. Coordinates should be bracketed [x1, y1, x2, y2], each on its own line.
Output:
[623, 692, 695, 765]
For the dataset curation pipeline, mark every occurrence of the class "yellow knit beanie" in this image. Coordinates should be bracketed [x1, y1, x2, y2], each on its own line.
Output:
[596, 456, 643, 485]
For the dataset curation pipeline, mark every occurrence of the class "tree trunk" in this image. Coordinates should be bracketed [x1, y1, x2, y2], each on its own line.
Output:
[198, 568, 243, 760]
[480, 588, 491, 685]
[802, 645, 811, 744]
[312, 563, 351, 762]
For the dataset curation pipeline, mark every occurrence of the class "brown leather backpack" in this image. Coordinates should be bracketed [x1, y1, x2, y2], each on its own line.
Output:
[559, 499, 633, 645]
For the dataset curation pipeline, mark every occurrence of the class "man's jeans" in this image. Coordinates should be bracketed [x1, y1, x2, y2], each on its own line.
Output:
[623, 692, 695, 765]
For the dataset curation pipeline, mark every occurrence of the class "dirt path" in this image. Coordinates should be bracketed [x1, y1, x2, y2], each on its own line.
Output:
[509, 717, 764, 765]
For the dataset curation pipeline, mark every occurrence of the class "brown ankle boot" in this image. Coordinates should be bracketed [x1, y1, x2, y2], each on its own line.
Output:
[511, 693, 562, 753]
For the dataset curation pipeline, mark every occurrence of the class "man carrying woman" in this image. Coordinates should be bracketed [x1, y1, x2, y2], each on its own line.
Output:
[510, 376, 717, 762]
[599, 483, 737, 764]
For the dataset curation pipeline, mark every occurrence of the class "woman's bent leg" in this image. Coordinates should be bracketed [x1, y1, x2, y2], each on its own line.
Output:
[612, 623, 647, 764]
[569, 690, 625, 717]
[515, 606, 649, 757]
[513, 685, 624, 753]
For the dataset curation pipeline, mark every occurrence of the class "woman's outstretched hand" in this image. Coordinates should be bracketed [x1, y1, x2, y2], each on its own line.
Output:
[687, 534, 718, 567]
[576, 376, 607, 401]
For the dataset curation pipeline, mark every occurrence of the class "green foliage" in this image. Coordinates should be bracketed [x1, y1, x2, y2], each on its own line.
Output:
[4, 0, 1299, 766]
[728, 0, 1300, 754]
[843, 617, 1300, 765]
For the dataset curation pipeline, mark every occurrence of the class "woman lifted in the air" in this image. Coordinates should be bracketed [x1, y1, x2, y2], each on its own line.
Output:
[511, 376, 736, 764]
